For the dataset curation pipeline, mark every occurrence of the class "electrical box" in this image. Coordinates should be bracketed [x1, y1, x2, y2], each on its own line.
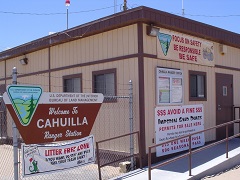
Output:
[219, 44, 227, 55]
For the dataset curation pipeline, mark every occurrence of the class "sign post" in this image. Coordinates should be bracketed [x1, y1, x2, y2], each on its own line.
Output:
[12, 67, 19, 180]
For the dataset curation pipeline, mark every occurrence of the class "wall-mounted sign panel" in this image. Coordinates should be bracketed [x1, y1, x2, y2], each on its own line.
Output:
[22, 135, 95, 177]
[157, 28, 214, 66]
[3, 85, 103, 144]
[156, 67, 183, 105]
[155, 104, 205, 156]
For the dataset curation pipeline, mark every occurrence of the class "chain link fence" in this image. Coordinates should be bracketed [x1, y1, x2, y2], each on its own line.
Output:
[96, 131, 142, 180]
[0, 94, 15, 180]
[0, 83, 139, 180]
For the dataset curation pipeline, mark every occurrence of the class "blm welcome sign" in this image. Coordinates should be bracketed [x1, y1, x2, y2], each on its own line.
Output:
[3, 85, 103, 144]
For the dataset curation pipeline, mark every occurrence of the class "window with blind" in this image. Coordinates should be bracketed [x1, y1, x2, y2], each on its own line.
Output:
[93, 69, 116, 100]
[63, 74, 82, 93]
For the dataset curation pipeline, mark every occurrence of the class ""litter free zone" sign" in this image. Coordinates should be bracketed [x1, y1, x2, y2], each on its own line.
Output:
[22, 135, 95, 177]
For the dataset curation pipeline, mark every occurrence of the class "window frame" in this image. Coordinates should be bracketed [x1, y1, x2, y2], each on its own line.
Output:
[92, 68, 117, 101]
[62, 73, 82, 93]
[189, 70, 207, 101]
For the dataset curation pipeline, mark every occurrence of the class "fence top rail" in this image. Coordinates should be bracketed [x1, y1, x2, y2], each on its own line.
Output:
[149, 119, 240, 149]
[96, 131, 139, 144]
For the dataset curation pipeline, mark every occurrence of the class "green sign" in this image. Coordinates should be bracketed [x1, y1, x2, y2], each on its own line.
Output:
[158, 32, 172, 56]
[7, 85, 42, 126]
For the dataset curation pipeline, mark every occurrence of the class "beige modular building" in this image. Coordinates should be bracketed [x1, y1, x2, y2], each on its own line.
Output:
[1, 6, 240, 165]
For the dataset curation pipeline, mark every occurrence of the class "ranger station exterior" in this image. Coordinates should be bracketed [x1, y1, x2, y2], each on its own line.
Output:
[1, 6, 240, 164]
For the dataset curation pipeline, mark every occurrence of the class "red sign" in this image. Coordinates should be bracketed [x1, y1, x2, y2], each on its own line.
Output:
[4, 87, 103, 144]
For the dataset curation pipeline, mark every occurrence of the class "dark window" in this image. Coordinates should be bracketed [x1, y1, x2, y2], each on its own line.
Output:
[63, 74, 82, 93]
[93, 69, 116, 97]
[0, 84, 6, 96]
[189, 71, 207, 101]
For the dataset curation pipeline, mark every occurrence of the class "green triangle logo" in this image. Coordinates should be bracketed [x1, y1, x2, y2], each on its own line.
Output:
[158, 32, 172, 56]
[7, 85, 42, 126]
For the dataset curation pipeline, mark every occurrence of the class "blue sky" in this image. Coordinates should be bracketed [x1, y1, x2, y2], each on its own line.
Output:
[1, 0, 240, 51]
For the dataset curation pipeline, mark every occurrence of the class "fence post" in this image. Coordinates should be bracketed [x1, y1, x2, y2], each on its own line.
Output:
[0, 96, 3, 139]
[129, 80, 134, 171]
[148, 146, 152, 180]
[188, 135, 192, 176]
[96, 142, 102, 180]
[12, 67, 19, 180]
[226, 125, 229, 158]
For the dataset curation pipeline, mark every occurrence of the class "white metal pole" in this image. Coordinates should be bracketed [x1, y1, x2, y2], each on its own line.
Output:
[182, 0, 185, 17]
[12, 67, 18, 180]
[114, 0, 117, 13]
[65, 0, 70, 29]
[66, 8, 69, 29]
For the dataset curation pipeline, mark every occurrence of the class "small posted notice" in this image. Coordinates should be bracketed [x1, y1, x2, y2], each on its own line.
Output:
[22, 135, 95, 177]
[155, 104, 205, 156]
